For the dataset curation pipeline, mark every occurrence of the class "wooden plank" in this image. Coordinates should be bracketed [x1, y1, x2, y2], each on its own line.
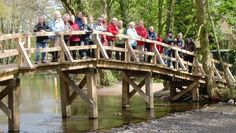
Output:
[123, 72, 149, 103]
[103, 46, 128, 52]
[212, 63, 222, 80]
[126, 40, 138, 62]
[86, 69, 98, 118]
[26, 47, 61, 54]
[59, 35, 74, 62]
[96, 34, 109, 59]
[133, 50, 155, 56]
[0, 101, 12, 119]
[192, 83, 200, 101]
[154, 44, 165, 65]
[0, 49, 19, 59]
[17, 39, 33, 68]
[122, 72, 130, 108]
[59, 71, 93, 106]
[145, 72, 153, 109]
[8, 79, 20, 132]
[175, 50, 187, 70]
[171, 81, 198, 101]
[69, 76, 87, 104]
[225, 66, 236, 82]
[0, 86, 10, 100]
[68, 45, 97, 51]
[129, 78, 145, 98]
[59, 72, 71, 118]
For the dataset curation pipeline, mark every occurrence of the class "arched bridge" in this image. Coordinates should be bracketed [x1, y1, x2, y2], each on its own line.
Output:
[0, 31, 235, 132]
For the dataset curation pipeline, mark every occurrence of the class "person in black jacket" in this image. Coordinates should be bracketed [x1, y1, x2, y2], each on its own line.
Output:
[33, 16, 51, 64]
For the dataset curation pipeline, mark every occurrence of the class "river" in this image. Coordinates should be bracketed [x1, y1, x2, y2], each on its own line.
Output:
[0, 74, 206, 132]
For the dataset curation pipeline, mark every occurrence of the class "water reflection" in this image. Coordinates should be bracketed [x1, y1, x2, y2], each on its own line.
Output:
[0, 74, 206, 132]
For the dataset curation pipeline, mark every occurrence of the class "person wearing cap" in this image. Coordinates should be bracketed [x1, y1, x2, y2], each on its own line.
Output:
[106, 17, 119, 58]
[136, 20, 148, 62]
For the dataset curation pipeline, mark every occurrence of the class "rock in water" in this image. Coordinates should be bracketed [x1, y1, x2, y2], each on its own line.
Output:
[228, 99, 234, 105]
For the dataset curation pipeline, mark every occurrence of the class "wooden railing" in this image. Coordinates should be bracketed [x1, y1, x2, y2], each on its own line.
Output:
[0, 31, 235, 84]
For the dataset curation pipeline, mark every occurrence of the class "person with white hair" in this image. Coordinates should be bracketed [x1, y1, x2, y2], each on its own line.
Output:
[51, 10, 65, 62]
[115, 20, 125, 60]
[106, 17, 118, 58]
[126, 22, 140, 49]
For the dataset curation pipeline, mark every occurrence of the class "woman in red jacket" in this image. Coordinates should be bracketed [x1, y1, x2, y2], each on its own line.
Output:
[69, 15, 80, 59]
[136, 20, 147, 62]
[107, 17, 118, 58]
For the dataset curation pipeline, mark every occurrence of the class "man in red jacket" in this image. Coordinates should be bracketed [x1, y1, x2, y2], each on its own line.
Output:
[107, 17, 118, 58]
[136, 20, 147, 62]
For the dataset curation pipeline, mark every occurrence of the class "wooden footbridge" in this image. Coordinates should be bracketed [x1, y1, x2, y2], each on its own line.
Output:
[0, 31, 235, 132]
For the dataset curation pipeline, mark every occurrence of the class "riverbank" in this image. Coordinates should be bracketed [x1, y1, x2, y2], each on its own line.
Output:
[97, 82, 164, 96]
[109, 104, 236, 133]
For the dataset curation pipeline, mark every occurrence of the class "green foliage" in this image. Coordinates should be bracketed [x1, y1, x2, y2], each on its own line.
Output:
[101, 70, 118, 86]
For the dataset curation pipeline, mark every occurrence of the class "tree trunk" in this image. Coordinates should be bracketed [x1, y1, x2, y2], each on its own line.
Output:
[195, 0, 214, 97]
[166, 0, 175, 33]
[158, 0, 163, 35]
[118, 0, 131, 27]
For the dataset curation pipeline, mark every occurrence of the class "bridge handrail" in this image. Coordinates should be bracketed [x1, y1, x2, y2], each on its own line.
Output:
[0, 31, 234, 84]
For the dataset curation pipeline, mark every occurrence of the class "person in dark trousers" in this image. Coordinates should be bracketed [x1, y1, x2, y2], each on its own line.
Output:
[164, 31, 174, 67]
[33, 15, 51, 64]
[69, 15, 80, 59]
[146, 26, 157, 63]
[184, 38, 196, 73]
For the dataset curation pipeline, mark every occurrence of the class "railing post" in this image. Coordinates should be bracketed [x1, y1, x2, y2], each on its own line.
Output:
[17, 38, 23, 67]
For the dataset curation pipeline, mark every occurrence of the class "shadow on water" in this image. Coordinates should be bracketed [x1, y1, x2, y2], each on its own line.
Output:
[0, 74, 207, 132]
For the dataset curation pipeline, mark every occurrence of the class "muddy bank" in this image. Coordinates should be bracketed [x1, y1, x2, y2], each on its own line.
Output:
[109, 104, 236, 133]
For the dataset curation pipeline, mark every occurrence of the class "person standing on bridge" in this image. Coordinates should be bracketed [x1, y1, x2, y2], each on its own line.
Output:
[69, 15, 80, 59]
[115, 20, 125, 60]
[136, 20, 148, 62]
[50, 11, 65, 62]
[164, 31, 174, 67]
[146, 26, 157, 63]
[184, 37, 196, 73]
[33, 15, 51, 64]
[126, 22, 140, 49]
[107, 17, 119, 59]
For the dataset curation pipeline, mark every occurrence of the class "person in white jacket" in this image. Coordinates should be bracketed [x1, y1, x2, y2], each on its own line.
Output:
[50, 11, 65, 62]
[126, 22, 140, 49]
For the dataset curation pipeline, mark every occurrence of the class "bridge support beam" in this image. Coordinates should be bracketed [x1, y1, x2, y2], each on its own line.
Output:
[171, 79, 200, 101]
[58, 68, 98, 119]
[122, 71, 154, 109]
[0, 78, 20, 132]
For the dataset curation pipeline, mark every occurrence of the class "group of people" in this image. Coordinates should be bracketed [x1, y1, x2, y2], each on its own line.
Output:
[34, 10, 196, 72]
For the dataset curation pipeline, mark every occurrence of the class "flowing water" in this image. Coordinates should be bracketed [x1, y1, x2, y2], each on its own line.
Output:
[0, 74, 206, 133]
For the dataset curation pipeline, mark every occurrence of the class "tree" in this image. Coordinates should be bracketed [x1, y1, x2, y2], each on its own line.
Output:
[195, 0, 214, 97]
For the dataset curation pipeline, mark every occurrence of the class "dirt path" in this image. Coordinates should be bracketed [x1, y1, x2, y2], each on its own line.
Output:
[109, 104, 236, 133]
[97, 82, 164, 96]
